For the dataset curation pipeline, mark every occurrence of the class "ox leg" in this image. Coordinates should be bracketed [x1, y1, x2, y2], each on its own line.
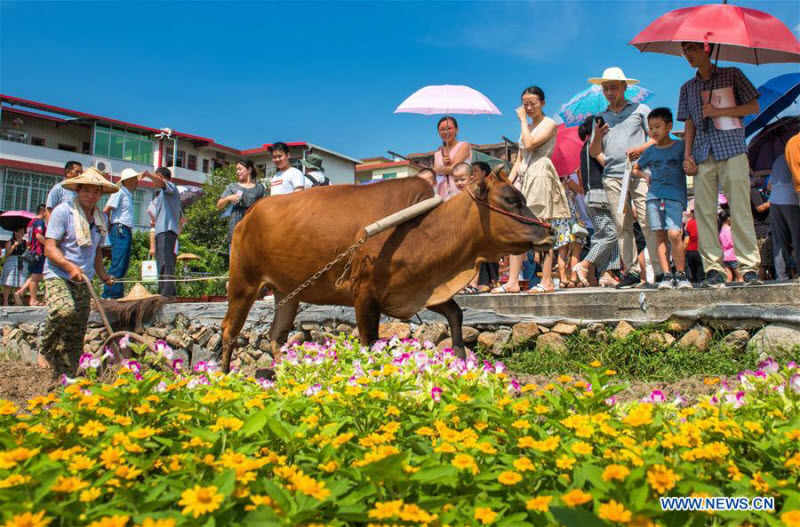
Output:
[354, 296, 381, 348]
[220, 279, 262, 373]
[268, 291, 300, 363]
[427, 299, 465, 359]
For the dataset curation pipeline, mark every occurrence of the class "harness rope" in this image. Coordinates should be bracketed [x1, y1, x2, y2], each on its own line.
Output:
[465, 187, 552, 229]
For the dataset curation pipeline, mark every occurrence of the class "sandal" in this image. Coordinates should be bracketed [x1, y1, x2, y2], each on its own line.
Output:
[527, 284, 555, 294]
[572, 264, 591, 287]
[476, 285, 492, 293]
[490, 284, 520, 294]
[460, 286, 479, 295]
[599, 276, 618, 288]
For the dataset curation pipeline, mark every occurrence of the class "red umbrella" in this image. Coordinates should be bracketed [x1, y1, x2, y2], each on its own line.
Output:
[629, 4, 800, 64]
[551, 125, 583, 177]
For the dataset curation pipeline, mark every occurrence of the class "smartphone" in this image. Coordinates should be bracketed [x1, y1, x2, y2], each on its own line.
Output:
[595, 116, 606, 128]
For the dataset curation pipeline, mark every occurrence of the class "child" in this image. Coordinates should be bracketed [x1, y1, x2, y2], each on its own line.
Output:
[632, 107, 692, 290]
[417, 168, 436, 187]
[718, 210, 742, 282]
[683, 202, 705, 283]
[450, 162, 472, 195]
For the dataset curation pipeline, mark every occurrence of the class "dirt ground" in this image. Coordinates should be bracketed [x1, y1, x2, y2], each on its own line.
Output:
[0, 360, 59, 409]
[1, 358, 728, 411]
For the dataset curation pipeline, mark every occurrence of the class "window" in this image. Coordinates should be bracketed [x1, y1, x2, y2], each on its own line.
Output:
[82, 142, 91, 154]
[165, 147, 186, 168]
[93, 124, 153, 165]
[31, 137, 45, 146]
[57, 144, 77, 152]
[0, 169, 58, 212]
[202, 159, 210, 173]
[188, 154, 197, 171]
[382, 172, 397, 179]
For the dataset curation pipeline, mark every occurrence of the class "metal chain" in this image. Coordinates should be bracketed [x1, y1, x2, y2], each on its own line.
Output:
[276, 237, 367, 309]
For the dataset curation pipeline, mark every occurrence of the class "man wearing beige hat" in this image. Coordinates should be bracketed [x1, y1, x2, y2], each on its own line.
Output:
[588, 67, 659, 288]
[102, 168, 139, 299]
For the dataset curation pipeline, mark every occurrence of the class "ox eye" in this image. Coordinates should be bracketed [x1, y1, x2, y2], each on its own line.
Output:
[505, 196, 519, 206]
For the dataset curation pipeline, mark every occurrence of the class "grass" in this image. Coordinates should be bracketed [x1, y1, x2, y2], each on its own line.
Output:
[485, 325, 766, 383]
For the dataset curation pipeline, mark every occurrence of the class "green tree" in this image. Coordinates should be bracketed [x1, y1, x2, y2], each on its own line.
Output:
[183, 164, 236, 252]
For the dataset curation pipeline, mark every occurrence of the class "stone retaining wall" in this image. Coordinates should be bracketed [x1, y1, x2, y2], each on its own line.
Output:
[2, 303, 798, 370]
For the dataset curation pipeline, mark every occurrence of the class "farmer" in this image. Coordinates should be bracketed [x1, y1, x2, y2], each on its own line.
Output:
[41, 167, 117, 379]
[45, 160, 83, 222]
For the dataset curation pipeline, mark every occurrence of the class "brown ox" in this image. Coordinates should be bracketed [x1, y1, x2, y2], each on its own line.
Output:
[220, 170, 552, 372]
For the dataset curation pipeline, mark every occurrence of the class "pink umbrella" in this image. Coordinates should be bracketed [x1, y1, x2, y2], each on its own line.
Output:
[551, 125, 583, 177]
[394, 85, 501, 116]
[0, 210, 36, 232]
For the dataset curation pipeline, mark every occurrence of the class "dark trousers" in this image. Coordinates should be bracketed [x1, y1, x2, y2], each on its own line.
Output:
[770, 203, 800, 280]
[102, 224, 132, 299]
[686, 250, 705, 283]
[478, 262, 499, 286]
[156, 231, 178, 297]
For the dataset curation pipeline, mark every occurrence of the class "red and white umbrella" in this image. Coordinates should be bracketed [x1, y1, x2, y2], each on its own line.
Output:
[394, 85, 501, 116]
[629, 4, 800, 64]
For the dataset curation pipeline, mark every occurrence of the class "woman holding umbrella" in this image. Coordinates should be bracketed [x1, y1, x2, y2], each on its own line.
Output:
[433, 117, 472, 200]
[2, 228, 28, 305]
[495, 86, 570, 294]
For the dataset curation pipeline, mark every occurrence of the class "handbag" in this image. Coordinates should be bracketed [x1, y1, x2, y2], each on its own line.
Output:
[21, 248, 38, 264]
[583, 135, 609, 209]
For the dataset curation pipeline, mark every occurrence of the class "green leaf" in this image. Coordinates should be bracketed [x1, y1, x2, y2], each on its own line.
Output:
[213, 469, 237, 498]
[334, 503, 369, 522]
[242, 410, 268, 437]
[411, 464, 458, 485]
[497, 513, 532, 527]
[550, 507, 607, 527]
[362, 452, 407, 481]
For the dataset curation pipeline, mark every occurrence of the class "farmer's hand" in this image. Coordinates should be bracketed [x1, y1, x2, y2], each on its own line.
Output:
[68, 265, 84, 282]
[99, 273, 114, 286]
[702, 103, 721, 119]
[516, 106, 527, 120]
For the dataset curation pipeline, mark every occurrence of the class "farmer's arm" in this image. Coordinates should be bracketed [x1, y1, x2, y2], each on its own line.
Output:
[93, 245, 113, 284]
[44, 239, 81, 280]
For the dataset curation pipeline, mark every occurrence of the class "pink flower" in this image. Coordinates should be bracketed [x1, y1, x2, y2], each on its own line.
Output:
[172, 358, 184, 372]
[124, 360, 141, 374]
[758, 357, 779, 374]
[431, 386, 442, 402]
[789, 374, 800, 394]
[673, 393, 686, 406]
[78, 353, 93, 370]
[118, 334, 130, 349]
[194, 361, 207, 373]
[155, 340, 174, 360]
[645, 390, 666, 404]
[604, 396, 617, 406]
[61, 374, 77, 386]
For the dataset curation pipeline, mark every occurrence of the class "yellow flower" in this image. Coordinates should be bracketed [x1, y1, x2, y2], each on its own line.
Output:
[52, 476, 89, 493]
[512, 420, 530, 430]
[599, 500, 632, 523]
[113, 415, 132, 426]
[179, 485, 223, 518]
[562, 489, 593, 507]
[623, 404, 653, 427]
[0, 447, 39, 469]
[474, 507, 497, 524]
[209, 417, 243, 432]
[526, 495, 552, 512]
[318, 460, 338, 473]
[498, 471, 522, 485]
[0, 474, 30, 488]
[78, 420, 107, 438]
[750, 471, 770, 493]
[80, 487, 102, 502]
[556, 455, 576, 471]
[513, 457, 535, 472]
[294, 474, 330, 501]
[557, 375, 573, 383]
[781, 510, 800, 527]
[368, 500, 403, 520]
[452, 453, 478, 474]
[571, 441, 593, 456]
[602, 464, 630, 482]
[589, 360, 602, 367]
[245, 495, 275, 512]
[133, 403, 155, 414]
[69, 455, 94, 472]
[1, 511, 51, 527]
[0, 400, 19, 415]
[100, 447, 125, 469]
[476, 442, 497, 455]
[456, 394, 472, 403]
[647, 465, 680, 495]
[139, 520, 176, 527]
[86, 516, 129, 527]
[128, 426, 158, 440]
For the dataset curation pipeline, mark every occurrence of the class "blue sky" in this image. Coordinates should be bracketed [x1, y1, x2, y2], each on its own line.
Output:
[1, 1, 798, 160]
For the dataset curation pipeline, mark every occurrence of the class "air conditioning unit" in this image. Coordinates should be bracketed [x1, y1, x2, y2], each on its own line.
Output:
[94, 160, 112, 174]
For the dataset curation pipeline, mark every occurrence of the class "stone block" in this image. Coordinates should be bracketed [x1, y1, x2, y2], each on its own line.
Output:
[19, 340, 36, 364]
[551, 322, 578, 335]
[647, 331, 676, 348]
[194, 327, 212, 347]
[536, 332, 568, 353]
[437, 338, 453, 352]
[147, 327, 169, 339]
[492, 329, 512, 356]
[287, 331, 306, 346]
[413, 322, 448, 345]
[19, 323, 37, 335]
[335, 323, 353, 335]
[612, 321, 635, 340]
[477, 331, 497, 350]
[665, 317, 693, 333]
[677, 325, 714, 352]
[207, 333, 222, 351]
[748, 324, 800, 358]
[722, 329, 750, 352]
[511, 321, 540, 347]
[379, 322, 411, 340]
[462, 326, 479, 344]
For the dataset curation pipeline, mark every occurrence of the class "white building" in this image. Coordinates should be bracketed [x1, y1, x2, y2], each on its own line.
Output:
[0, 94, 360, 237]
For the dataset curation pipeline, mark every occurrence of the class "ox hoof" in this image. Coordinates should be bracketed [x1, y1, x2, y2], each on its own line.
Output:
[255, 368, 276, 381]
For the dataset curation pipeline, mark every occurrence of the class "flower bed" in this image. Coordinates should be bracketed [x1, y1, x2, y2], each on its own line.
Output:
[1, 337, 799, 527]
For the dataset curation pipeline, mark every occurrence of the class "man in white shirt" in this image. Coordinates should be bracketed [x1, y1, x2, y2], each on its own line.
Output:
[269, 142, 306, 195]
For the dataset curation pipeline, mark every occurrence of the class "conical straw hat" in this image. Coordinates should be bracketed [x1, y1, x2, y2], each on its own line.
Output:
[118, 283, 161, 302]
[62, 167, 119, 194]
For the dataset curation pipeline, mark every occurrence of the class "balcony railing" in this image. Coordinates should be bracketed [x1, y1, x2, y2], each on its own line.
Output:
[0, 140, 209, 183]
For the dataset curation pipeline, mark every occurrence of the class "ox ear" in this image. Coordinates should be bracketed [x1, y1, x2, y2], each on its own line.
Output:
[474, 169, 489, 200]
[491, 164, 511, 184]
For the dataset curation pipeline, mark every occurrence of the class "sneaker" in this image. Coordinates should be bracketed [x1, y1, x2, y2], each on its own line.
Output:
[616, 271, 641, 289]
[743, 271, 762, 286]
[674, 271, 692, 290]
[701, 270, 726, 289]
[658, 272, 674, 290]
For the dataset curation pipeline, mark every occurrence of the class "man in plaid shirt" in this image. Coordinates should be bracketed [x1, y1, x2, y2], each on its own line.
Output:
[678, 41, 760, 288]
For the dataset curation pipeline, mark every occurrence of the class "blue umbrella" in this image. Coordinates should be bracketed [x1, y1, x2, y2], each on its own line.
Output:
[744, 73, 800, 138]
[558, 85, 654, 127]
